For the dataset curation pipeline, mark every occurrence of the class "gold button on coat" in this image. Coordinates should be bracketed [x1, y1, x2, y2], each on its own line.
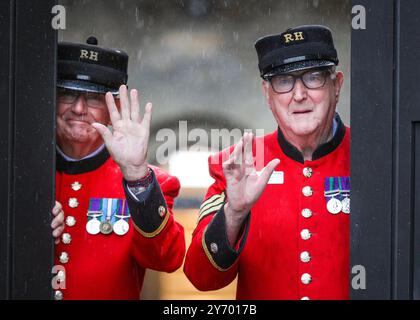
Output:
[303, 167, 313, 178]
[62, 233, 72, 245]
[302, 186, 313, 197]
[301, 273, 312, 285]
[158, 206, 167, 217]
[59, 252, 69, 264]
[54, 290, 63, 300]
[68, 198, 79, 208]
[300, 251, 311, 263]
[300, 229, 312, 241]
[71, 181, 82, 191]
[301, 208, 312, 218]
[66, 216, 76, 227]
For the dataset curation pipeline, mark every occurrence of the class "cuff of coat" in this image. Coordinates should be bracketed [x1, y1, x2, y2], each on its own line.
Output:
[123, 170, 169, 238]
[202, 205, 250, 271]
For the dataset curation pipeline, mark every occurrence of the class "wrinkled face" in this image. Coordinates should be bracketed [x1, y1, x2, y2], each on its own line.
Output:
[56, 88, 110, 147]
[262, 67, 344, 139]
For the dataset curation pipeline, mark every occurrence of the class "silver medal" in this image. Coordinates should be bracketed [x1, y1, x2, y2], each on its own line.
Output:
[100, 220, 113, 235]
[113, 219, 130, 236]
[86, 218, 101, 235]
[341, 197, 350, 214]
[327, 197, 342, 214]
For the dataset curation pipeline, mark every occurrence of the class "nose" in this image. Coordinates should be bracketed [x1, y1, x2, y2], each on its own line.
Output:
[71, 96, 88, 115]
[292, 78, 307, 102]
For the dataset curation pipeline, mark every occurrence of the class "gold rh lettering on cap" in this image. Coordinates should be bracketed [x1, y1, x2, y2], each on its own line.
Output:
[294, 32, 304, 41]
[284, 32, 305, 44]
[80, 49, 89, 59]
[284, 33, 294, 44]
[80, 50, 99, 61]
[89, 51, 99, 61]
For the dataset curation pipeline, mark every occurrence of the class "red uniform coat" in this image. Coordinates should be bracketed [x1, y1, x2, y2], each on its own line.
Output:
[184, 116, 350, 300]
[55, 149, 185, 300]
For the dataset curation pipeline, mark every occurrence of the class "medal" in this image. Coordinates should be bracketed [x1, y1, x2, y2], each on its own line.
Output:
[86, 216, 101, 235]
[113, 218, 129, 236]
[327, 197, 342, 214]
[113, 200, 130, 236]
[100, 199, 114, 235]
[100, 220, 113, 235]
[86, 202, 102, 235]
[341, 196, 350, 214]
[341, 177, 351, 214]
[87, 198, 128, 236]
[325, 177, 342, 215]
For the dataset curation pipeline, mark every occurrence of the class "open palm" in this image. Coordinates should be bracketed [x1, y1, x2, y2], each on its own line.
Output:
[223, 133, 280, 218]
[92, 85, 151, 181]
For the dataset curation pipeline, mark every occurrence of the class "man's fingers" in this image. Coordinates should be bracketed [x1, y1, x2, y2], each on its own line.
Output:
[222, 154, 236, 171]
[141, 103, 153, 133]
[258, 159, 280, 186]
[52, 201, 62, 216]
[244, 132, 254, 172]
[91, 123, 113, 145]
[52, 225, 65, 239]
[229, 135, 245, 165]
[51, 212, 64, 229]
[119, 85, 130, 120]
[130, 89, 141, 123]
[57, 211, 65, 224]
[105, 92, 121, 125]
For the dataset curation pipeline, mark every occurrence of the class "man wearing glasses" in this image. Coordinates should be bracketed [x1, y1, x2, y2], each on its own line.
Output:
[184, 25, 349, 300]
[50, 37, 185, 300]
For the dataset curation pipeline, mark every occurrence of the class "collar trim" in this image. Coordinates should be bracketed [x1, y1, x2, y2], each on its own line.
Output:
[56, 146, 110, 174]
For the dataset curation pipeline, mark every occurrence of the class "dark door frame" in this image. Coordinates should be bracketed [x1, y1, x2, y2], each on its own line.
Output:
[351, 0, 420, 299]
[0, 0, 57, 300]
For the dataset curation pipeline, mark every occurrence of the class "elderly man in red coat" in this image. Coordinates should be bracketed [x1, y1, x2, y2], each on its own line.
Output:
[50, 37, 185, 300]
[184, 25, 349, 300]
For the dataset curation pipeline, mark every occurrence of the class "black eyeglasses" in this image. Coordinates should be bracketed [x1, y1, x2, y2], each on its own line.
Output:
[268, 69, 335, 94]
[57, 88, 108, 108]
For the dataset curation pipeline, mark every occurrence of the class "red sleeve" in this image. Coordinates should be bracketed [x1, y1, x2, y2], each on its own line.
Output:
[184, 149, 244, 291]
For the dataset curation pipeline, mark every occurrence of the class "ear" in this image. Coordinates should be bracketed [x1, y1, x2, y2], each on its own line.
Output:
[334, 71, 344, 98]
[261, 80, 270, 102]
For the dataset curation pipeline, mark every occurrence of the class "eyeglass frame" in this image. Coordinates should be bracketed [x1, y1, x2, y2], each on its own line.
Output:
[56, 87, 119, 108]
[264, 67, 337, 94]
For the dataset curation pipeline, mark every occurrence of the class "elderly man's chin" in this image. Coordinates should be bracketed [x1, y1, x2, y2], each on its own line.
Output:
[288, 120, 320, 137]
[63, 125, 99, 143]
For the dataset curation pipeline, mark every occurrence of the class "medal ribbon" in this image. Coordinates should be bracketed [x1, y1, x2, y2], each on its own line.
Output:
[100, 198, 119, 223]
[115, 200, 131, 221]
[337, 177, 343, 200]
[324, 177, 340, 198]
[87, 198, 103, 221]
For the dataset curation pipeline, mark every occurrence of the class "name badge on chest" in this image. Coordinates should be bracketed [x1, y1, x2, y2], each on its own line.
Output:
[256, 171, 284, 185]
